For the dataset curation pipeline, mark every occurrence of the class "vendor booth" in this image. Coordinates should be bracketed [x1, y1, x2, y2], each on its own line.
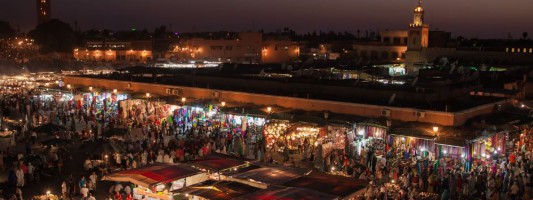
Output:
[188, 153, 251, 180]
[172, 180, 261, 200]
[235, 185, 339, 200]
[102, 163, 208, 200]
[470, 130, 507, 162]
[78, 90, 129, 122]
[221, 164, 311, 189]
[388, 128, 436, 163]
[351, 120, 388, 158]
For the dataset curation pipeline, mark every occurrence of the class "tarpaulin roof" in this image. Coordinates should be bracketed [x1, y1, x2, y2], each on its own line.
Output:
[227, 164, 311, 186]
[189, 153, 248, 172]
[101, 163, 201, 188]
[234, 186, 339, 200]
[284, 173, 368, 198]
[435, 137, 467, 148]
[389, 127, 436, 140]
[80, 139, 124, 155]
[33, 123, 66, 133]
[172, 180, 260, 200]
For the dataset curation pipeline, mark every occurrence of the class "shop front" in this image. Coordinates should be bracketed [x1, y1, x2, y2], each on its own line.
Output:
[351, 122, 388, 158]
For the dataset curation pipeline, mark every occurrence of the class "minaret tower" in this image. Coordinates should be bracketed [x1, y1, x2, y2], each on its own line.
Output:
[37, 0, 51, 25]
[407, 0, 429, 50]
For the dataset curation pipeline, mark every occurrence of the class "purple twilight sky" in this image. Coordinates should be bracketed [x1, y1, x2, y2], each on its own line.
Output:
[1, 0, 531, 39]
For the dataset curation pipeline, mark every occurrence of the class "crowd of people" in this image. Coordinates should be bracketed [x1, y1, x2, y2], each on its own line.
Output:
[1, 81, 532, 200]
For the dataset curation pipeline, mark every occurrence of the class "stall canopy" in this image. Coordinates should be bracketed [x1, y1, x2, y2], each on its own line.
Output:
[235, 186, 339, 200]
[283, 172, 368, 199]
[33, 123, 66, 134]
[188, 153, 249, 172]
[221, 105, 269, 118]
[40, 137, 71, 146]
[80, 139, 123, 156]
[102, 163, 201, 188]
[226, 164, 311, 186]
[389, 127, 436, 140]
[172, 180, 260, 200]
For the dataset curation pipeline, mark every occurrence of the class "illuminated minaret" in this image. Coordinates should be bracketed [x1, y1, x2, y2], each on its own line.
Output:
[407, 0, 429, 50]
[411, 0, 425, 27]
[36, 0, 51, 24]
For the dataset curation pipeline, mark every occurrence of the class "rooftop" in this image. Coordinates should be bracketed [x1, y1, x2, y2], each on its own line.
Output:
[75, 65, 506, 112]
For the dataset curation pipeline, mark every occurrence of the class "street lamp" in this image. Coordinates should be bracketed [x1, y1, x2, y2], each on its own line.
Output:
[113, 89, 117, 93]
[181, 97, 186, 103]
[267, 106, 272, 113]
[89, 87, 93, 91]
[221, 101, 226, 107]
[432, 126, 439, 133]
[67, 84, 71, 89]
[145, 93, 150, 98]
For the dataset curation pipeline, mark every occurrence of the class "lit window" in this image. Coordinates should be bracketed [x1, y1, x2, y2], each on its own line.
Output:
[524, 48, 527, 53]
[505, 48, 509, 52]
[530, 48, 532, 53]
[518, 48, 521, 53]
[511, 48, 515, 53]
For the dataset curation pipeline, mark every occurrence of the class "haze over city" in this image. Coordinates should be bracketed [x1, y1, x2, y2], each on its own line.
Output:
[1, 0, 533, 38]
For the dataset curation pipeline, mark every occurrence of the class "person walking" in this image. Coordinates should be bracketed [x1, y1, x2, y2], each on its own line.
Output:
[61, 180, 67, 199]
[80, 184, 89, 199]
[510, 181, 519, 199]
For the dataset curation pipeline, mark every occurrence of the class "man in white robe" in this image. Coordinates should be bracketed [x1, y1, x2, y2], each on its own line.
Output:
[16, 167, 24, 187]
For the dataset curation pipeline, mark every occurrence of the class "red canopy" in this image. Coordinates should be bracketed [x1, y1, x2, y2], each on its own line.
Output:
[189, 154, 248, 172]
[235, 186, 339, 200]
[102, 163, 201, 188]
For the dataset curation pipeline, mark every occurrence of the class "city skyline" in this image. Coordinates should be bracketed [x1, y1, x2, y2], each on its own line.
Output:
[1, 0, 532, 39]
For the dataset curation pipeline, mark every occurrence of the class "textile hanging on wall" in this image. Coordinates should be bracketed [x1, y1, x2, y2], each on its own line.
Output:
[358, 125, 386, 139]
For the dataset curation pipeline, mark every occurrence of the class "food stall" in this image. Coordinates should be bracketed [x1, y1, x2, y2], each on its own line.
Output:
[102, 163, 208, 200]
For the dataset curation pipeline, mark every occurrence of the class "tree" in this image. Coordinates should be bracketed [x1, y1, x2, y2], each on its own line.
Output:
[523, 32, 529, 40]
[28, 19, 77, 53]
[0, 20, 15, 38]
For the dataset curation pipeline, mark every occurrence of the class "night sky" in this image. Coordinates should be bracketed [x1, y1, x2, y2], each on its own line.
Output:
[1, 0, 531, 38]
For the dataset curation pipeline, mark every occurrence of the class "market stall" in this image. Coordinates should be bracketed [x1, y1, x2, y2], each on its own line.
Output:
[470, 130, 507, 162]
[283, 173, 368, 199]
[388, 128, 436, 162]
[221, 164, 311, 188]
[351, 120, 388, 158]
[102, 163, 208, 200]
[188, 153, 250, 179]
[220, 105, 268, 145]
[234, 185, 339, 200]
[264, 120, 290, 152]
[172, 180, 261, 200]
